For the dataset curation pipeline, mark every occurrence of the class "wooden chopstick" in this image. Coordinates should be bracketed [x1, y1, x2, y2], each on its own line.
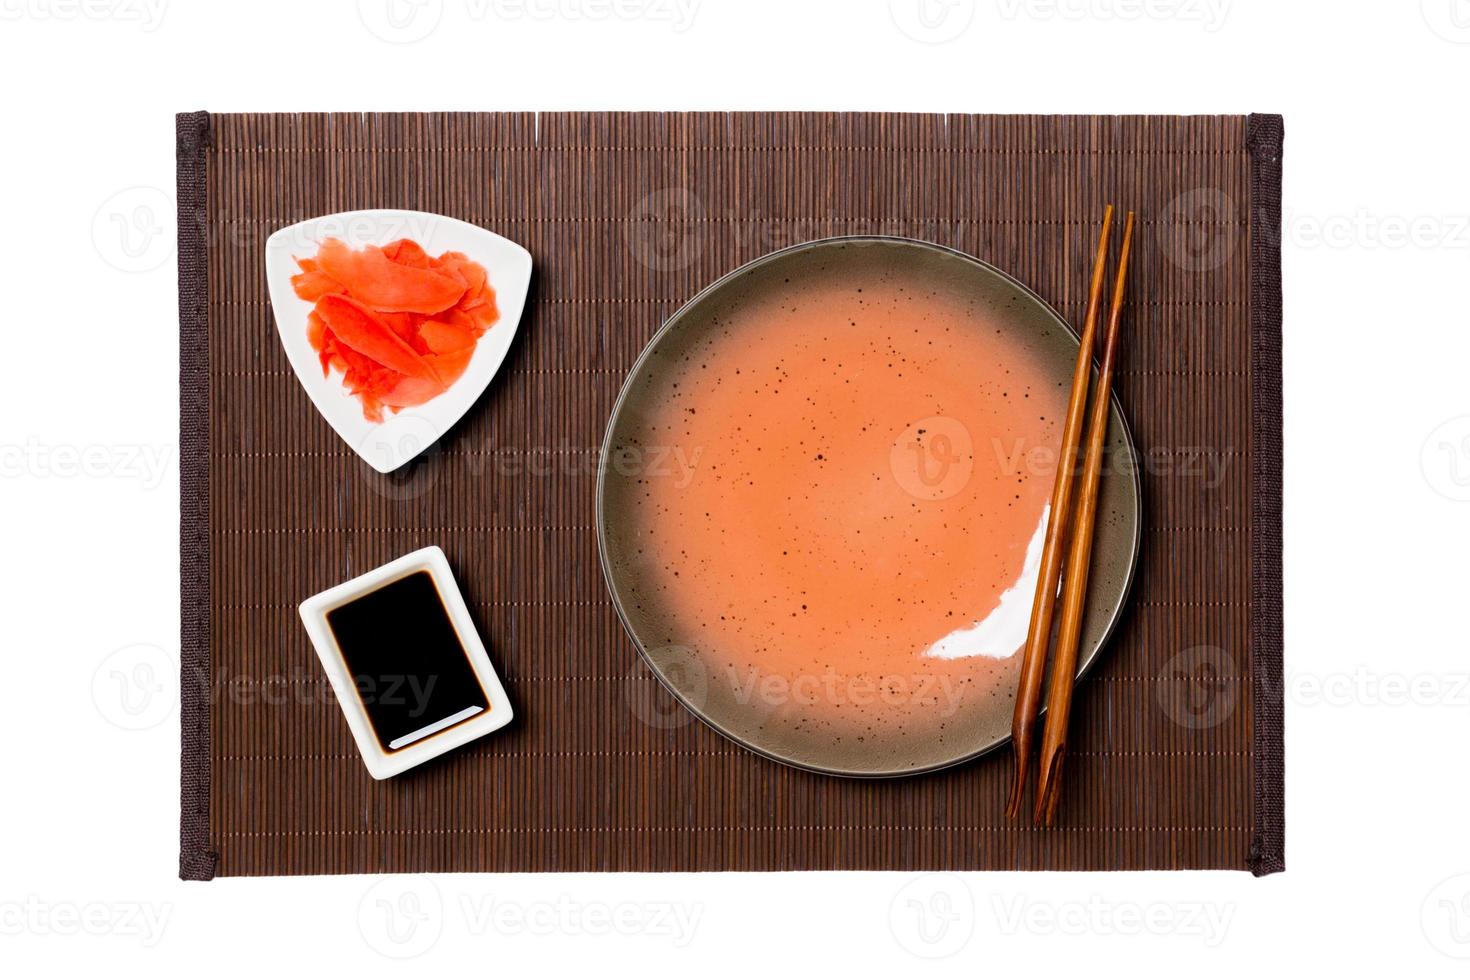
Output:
[1005, 205, 1115, 819]
[1034, 210, 1136, 826]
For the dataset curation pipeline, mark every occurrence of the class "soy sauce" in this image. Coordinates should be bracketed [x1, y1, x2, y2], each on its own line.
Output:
[326, 570, 488, 752]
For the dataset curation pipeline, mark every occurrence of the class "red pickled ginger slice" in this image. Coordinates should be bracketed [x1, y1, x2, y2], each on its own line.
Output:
[315, 238, 465, 315]
[314, 294, 439, 382]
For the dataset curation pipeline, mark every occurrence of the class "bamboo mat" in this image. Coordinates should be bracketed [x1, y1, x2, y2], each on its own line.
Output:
[176, 111, 1284, 879]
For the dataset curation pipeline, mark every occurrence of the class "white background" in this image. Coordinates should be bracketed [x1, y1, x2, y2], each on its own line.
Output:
[2, 0, 1468, 975]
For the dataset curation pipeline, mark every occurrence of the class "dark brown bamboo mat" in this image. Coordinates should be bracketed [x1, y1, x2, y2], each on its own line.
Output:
[177, 111, 1284, 879]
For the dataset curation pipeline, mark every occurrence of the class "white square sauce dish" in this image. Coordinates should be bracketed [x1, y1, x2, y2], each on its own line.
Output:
[298, 546, 514, 779]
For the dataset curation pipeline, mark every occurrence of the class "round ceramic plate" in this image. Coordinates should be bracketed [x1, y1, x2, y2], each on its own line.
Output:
[598, 237, 1140, 777]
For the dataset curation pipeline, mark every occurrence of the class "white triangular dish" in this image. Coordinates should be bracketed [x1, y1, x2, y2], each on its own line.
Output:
[265, 209, 532, 473]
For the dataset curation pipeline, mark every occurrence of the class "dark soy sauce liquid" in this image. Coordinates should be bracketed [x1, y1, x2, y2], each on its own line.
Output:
[326, 570, 489, 752]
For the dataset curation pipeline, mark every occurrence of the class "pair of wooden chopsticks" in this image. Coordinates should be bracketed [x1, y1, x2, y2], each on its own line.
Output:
[1005, 205, 1135, 826]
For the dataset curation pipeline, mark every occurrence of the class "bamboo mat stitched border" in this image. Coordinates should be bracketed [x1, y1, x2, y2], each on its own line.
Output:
[177, 111, 1284, 879]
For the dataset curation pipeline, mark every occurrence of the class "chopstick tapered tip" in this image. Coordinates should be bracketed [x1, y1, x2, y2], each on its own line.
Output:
[1034, 747, 1066, 826]
[1004, 750, 1029, 819]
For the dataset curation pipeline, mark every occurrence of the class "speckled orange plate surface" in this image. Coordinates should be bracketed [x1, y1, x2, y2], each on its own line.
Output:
[598, 237, 1140, 777]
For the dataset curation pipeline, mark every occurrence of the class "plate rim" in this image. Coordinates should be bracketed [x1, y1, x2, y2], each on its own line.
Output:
[596, 234, 1143, 779]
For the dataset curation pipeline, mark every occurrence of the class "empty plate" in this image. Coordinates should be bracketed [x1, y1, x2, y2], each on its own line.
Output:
[598, 237, 1141, 777]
